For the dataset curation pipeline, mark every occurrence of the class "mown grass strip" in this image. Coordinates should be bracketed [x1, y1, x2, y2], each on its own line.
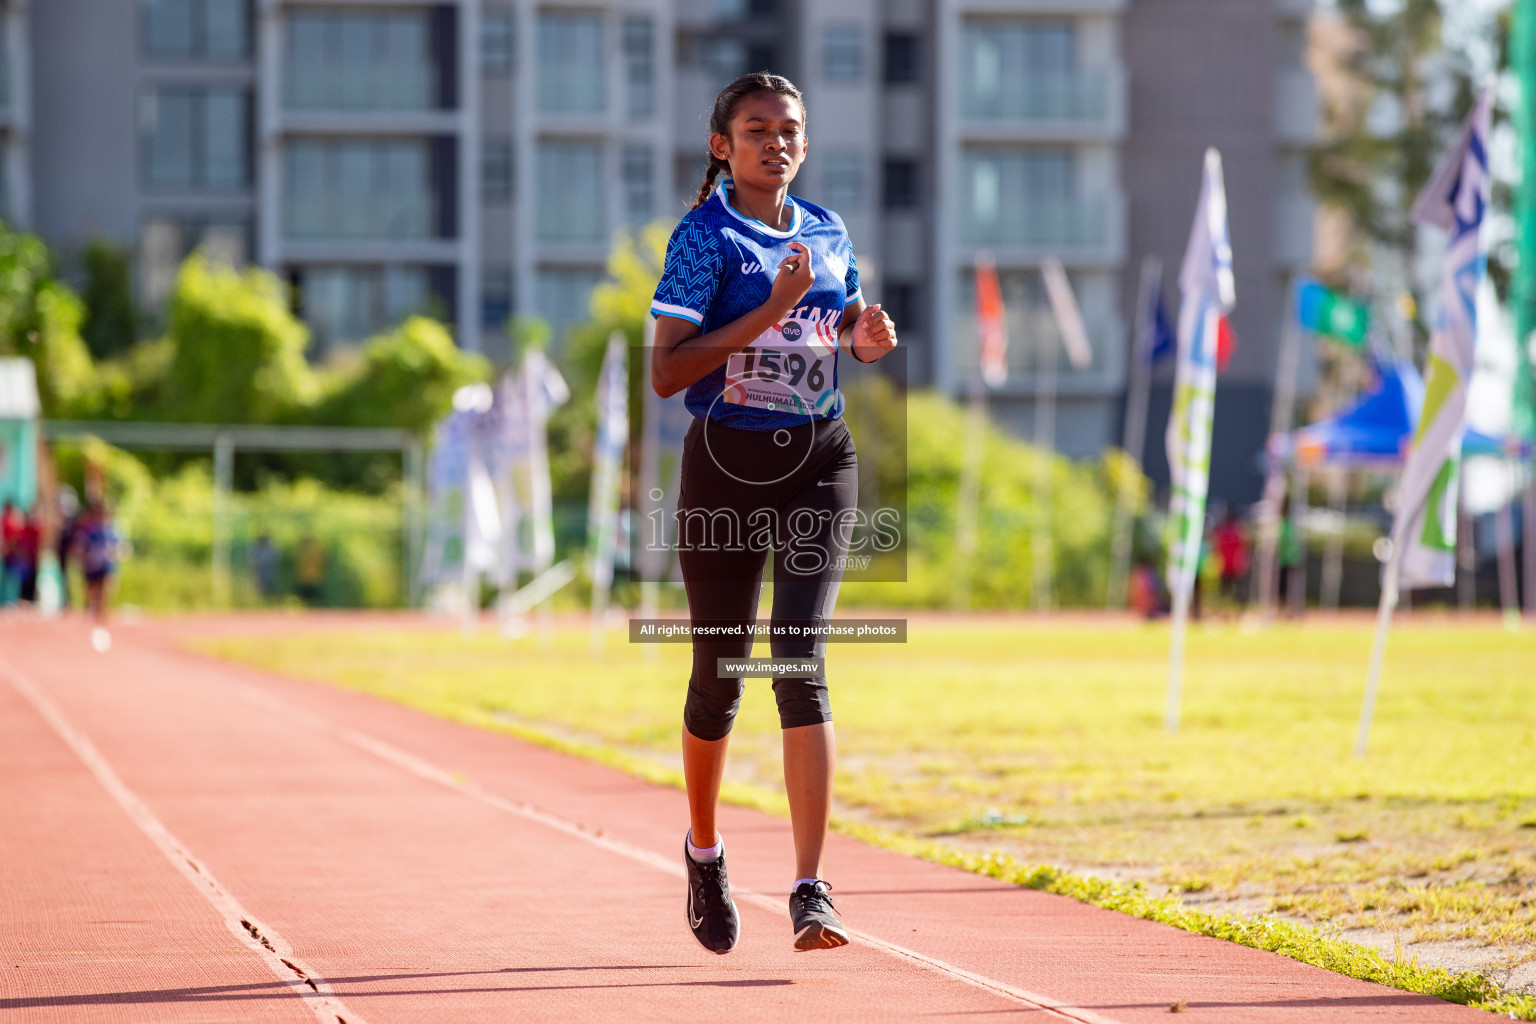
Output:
[417, 704, 1536, 1020]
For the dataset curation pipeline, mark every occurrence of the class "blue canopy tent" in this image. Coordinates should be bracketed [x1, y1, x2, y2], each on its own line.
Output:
[1262, 359, 1532, 610]
[1271, 360, 1533, 471]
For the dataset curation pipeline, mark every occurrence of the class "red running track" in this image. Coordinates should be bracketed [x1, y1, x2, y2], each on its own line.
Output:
[0, 616, 1496, 1023]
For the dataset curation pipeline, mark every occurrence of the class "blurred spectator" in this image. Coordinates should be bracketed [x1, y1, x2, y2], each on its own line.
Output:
[0, 500, 21, 606]
[77, 502, 121, 651]
[249, 534, 279, 601]
[1129, 559, 1169, 620]
[16, 506, 41, 604]
[295, 536, 325, 605]
[1279, 515, 1304, 617]
[1213, 510, 1251, 608]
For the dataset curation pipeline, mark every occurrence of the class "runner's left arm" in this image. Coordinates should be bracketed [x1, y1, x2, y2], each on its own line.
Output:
[835, 248, 897, 364]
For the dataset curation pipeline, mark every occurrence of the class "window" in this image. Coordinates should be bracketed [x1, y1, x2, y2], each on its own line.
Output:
[284, 140, 441, 241]
[746, 44, 777, 74]
[702, 38, 746, 83]
[535, 268, 603, 344]
[143, 0, 250, 60]
[536, 141, 605, 242]
[883, 33, 919, 85]
[883, 158, 920, 210]
[286, 12, 438, 112]
[140, 87, 251, 190]
[623, 17, 655, 118]
[961, 20, 1090, 119]
[482, 9, 515, 76]
[483, 139, 513, 204]
[482, 265, 512, 329]
[623, 145, 654, 225]
[961, 147, 1084, 245]
[538, 14, 605, 115]
[301, 266, 432, 350]
[823, 151, 864, 211]
[823, 26, 863, 84]
[885, 283, 920, 336]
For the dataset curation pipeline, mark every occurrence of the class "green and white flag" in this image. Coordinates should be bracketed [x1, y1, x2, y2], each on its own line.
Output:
[1165, 149, 1235, 602]
[1390, 88, 1492, 590]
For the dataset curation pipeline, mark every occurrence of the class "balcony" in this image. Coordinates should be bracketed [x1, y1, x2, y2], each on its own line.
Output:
[285, 65, 438, 114]
[959, 67, 1126, 140]
[958, 192, 1126, 266]
[1274, 68, 1319, 144]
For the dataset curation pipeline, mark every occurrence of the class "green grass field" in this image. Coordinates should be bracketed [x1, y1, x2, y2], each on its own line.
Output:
[201, 614, 1536, 1010]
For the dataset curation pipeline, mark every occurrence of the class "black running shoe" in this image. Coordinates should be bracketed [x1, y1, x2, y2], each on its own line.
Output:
[684, 839, 739, 954]
[789, 880, 849, 951]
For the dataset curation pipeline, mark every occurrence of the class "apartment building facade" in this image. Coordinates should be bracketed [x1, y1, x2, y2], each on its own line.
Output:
[8, 0, 1315, 502]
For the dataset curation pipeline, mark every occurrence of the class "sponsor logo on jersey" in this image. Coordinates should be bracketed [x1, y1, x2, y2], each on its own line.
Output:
[781, 321, 804, 341]
[741, 261, 764, 274]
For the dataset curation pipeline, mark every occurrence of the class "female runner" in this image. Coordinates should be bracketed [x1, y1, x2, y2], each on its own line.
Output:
[650, 72, 898, 954]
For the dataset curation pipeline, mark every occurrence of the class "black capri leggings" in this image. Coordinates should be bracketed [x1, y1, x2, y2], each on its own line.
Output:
[677, 415, 858, 741]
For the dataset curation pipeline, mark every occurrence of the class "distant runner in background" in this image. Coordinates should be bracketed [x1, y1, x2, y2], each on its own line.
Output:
[77, 501, 120, 651]
[56, 486, 81, 610]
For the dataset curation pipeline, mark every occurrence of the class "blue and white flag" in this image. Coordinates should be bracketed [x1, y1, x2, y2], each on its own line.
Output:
[588, 332, 629, 622]
[1390, 86, 1494, 590]
[1137, 258, 1176, 367]
[1165, 150, 1236, 602]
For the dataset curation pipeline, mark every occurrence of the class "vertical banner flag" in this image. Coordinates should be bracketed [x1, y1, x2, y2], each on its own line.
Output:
[518, 348, 570, 580]
[588, 332, 629, 634]
[637, 320, 692, 587]
[1166, 149, 1236, 604]
[1358, 86, 1493, 758]
[1041, 258, 1094, 370]
[1391, 87, 1493, 591]
[1164, 149, 1235, 733]
[976, 252, 1008, 388]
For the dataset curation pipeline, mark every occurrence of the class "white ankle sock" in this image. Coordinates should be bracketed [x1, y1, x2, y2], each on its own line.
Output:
[794, 877, 820, 890]
[687, 832, 722, 863]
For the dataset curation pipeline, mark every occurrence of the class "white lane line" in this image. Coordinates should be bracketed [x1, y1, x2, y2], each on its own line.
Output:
[226, 680, 1127, 1024]
[0, 654, 370, 1024]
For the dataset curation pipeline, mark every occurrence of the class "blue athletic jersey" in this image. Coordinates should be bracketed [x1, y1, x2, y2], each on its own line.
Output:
[651, 180, 861, 431]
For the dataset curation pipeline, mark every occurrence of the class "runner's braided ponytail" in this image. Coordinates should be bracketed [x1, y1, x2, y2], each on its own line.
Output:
[690, 72, 804, 211]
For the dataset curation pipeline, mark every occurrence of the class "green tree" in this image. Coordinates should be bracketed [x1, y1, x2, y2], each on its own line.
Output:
[80, 238, 138, 359]
[0, 220, 99, 416]
[548, 221, 672, 502]
[160, 254, 316, 423]
[317, 315, 490, 432]
[1312, 1, 1485, 327]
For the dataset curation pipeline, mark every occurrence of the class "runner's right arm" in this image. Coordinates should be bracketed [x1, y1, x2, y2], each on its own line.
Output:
[651, 243, 814, 399]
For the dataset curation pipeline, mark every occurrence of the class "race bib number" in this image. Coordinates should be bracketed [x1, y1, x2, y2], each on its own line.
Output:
[723, 317, 839, 416]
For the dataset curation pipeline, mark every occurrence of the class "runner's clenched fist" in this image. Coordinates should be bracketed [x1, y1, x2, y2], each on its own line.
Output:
[849, 303, 897, 363]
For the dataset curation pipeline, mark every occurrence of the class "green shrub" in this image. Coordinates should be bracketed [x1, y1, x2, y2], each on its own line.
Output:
[843, 391, 1147, 609]
[160, 255, 317, 423]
